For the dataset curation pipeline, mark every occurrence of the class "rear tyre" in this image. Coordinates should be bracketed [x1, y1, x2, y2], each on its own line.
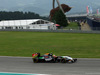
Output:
[33, 59, 38, 63]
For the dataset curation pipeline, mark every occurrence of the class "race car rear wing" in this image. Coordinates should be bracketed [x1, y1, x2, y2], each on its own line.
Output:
[32, 53, 40, 58]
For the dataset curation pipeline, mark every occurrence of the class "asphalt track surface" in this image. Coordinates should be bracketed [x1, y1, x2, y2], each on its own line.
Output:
[0, 56, 100, 75]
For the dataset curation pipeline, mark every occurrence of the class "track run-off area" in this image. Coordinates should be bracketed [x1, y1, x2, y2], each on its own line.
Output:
[0, 56, 100, 75]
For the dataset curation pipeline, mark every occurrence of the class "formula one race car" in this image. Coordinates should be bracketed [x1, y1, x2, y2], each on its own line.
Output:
[32, 53, 77, 63]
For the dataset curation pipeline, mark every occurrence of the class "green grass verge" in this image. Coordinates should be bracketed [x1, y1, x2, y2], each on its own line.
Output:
[64, 22, 79, 30]
[0, 31, 100, 58]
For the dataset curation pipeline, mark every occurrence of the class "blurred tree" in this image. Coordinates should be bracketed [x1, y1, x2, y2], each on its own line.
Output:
[0, 11, 48, 20]
[52, 9, 68, 27]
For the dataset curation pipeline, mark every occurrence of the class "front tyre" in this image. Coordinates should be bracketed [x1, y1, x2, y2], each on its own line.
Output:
[61, 59, 66, 63]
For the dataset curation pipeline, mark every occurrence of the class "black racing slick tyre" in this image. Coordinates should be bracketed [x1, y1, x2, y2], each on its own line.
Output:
[33, 59, 38, 63]
[61, 59, 66, 63]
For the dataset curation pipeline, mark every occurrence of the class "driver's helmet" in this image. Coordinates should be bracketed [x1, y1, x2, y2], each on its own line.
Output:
[49, 53, 53, 56]
[44, 53, 53, 56]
